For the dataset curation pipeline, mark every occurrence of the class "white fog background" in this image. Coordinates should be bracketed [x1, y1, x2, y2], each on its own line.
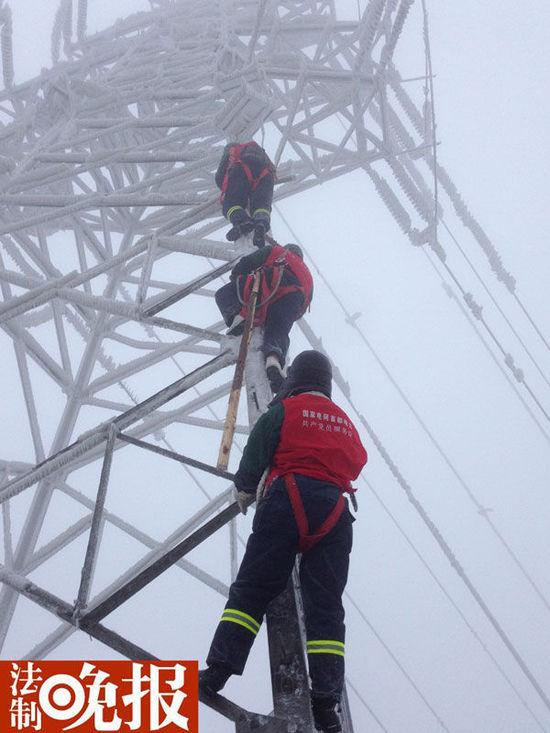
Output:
[1, 1, 549, 732]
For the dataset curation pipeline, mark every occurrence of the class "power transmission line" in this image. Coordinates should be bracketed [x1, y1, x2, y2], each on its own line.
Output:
[362, 475, 548, 732]
[271, 217, 550, 712]
[275, 204, 550, 618]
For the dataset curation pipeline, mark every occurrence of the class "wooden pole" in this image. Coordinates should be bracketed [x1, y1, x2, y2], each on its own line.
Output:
[217, 269, 262, 470]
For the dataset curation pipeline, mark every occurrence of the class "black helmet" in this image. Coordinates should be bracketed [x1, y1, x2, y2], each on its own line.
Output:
[284, 243, 304, 259]
[273, 350, 332, 402]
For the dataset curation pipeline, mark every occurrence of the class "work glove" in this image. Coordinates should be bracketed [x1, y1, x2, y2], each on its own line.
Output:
[233, 485, 254, 515]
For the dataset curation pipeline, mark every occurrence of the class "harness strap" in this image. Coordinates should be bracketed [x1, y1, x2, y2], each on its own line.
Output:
[284, 473, 346, 554]
[256, 261, 285, 308]
[238, 260, 286, 326]
[240, 161, 271, 191]
[220, 144, 273, 201]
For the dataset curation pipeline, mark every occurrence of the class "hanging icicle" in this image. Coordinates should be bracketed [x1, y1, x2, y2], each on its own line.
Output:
[379, 0, 414, 70]
[366, 164, 412, 235]
[354, 0, 385, 69]
[51, 0, 72, 64]
[386, 156, 433, 222]
[62, 0, 73, 56]
[0, 1, 14, 88]
[77, 0, 88, 41]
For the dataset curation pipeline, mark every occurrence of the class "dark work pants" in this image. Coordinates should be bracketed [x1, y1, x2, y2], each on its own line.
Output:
[215, 281, 241, 327]
[215, 284, 304, 366]
[263, 291, 304, 365]
[206, 475, 354, 699]
[222, 165, 274, 222]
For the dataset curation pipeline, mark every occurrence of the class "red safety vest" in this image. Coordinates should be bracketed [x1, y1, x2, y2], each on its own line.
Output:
[267, 393, 368, 552]
[220, 142, 274, 202]
[239, 244, 314, 326]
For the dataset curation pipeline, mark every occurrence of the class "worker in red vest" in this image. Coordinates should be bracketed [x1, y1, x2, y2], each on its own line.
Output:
[215, 140, 276, 248]
[215, 242, 313, 393]
[199, 351, 368, 733]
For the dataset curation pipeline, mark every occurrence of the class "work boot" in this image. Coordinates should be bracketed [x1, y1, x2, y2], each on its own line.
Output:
[311, 695, 342, 733]
[226, 224, 242, 241]
[226, 220, 254, 241]
[198, 664, 232, 695]
[226, 313, 245, 336]
[226, 210, 254, 241]
[265, 354, 285, 393]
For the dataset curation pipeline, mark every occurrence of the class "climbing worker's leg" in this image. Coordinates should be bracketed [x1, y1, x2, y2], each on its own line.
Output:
[265, 353, 285, 394]
[250, 173, 274, 248]
[203, 480, 298, 690]
[222, 166, 254, 241]
[299, 487, 353, 728]
[214, 281, 242, 327]
[263, 292, 304, 392]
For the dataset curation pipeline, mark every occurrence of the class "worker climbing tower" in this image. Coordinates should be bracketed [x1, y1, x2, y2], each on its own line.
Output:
[0, 1, 529, 731]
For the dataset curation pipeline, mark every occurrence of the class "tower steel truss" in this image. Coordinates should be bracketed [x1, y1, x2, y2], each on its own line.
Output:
[0, 0, 517, 730]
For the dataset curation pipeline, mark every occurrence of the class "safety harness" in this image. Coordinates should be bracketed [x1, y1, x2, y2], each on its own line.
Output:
[220, 142, 274, 202]
[284, 473, 355, 554]
[238, 246, 313, 326]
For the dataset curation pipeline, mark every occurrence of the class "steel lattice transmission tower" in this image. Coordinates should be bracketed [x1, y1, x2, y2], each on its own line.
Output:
[0, 0, 511, 730]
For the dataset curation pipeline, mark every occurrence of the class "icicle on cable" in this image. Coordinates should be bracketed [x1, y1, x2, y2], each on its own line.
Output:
[420, 0, 439, 243]
[383, 100, 443, 218]
[437, 257, 550, 423]
[51, 0, 71, 64]
[51, 1, 64, 64]
[370, 98, 442, 229]
[374, 427, 550, 712]
[382, 85, 546, 378]
[385, 154, 433, 222]
[383, 98, 417, 150]
[62, 0, 73, 56]
[389, 70, 516, 292]
[354, 0, 386, 70]
[463, 292, 482, 320]
[77, 0, 87, 42]
[440, 221, 550, 387]
[0, 2, 14, 89]
[365, 165, 412, 235]
[435, 162, 515, 291]
[389, 61, 426, 136]
[381, 0, 400, 32]
[379, 0, 414, 70]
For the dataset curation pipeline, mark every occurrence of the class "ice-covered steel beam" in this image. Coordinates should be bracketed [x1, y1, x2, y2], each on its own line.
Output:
[0, 564, 156, 659]
[0, 193, 209, 207]
[81, 494, 241, 626]
[0, 351, 233, 504]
